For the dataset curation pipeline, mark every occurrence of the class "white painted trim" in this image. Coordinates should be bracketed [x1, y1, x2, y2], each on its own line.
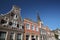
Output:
[21, 33, 23, 40]
[13, 33, 16, 40]
[5, 31, 8, 40]
[29, 35, 31, 40]
[26, 23, 30, 30]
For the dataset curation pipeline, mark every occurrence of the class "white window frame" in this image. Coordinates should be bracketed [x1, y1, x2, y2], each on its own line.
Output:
[31, 25, 35, 30]
[10, 32, 15, 40]
[0, 31, 7, 40]
[36, 27, 38, 31]
[26, 23, 30, 30]
[19, 25, 22, 29]
[17, 33, 23, 40]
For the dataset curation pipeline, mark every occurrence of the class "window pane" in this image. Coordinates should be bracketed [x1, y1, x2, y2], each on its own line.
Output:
[26, 24, 30, 29]
[32, 25, 34, 30]
[36, 27, 38, 31]
[0, 31, 6, 40]
[17, 34, 21, 40]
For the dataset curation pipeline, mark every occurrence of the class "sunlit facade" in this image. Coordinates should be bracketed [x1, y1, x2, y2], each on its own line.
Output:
[0, 5, 57, 40]
[23, 18, 40, 40]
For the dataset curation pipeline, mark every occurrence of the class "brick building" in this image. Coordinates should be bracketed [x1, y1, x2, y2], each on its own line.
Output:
[23, 18, 40, 40]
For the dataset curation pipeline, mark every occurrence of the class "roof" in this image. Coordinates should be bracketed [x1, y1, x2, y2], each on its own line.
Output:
[24, 18, 38, 24]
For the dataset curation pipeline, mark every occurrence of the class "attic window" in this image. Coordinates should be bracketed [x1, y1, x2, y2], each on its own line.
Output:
[11, 12, 15, 16]
[0, 19, 7, 24]
[9, 22, 13, 26]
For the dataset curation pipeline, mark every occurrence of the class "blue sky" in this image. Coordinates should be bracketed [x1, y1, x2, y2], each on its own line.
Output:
[0, 0, 60, 30]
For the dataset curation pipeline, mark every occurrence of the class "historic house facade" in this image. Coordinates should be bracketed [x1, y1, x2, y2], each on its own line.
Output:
[23, 18, 40, 40]
[0, 5, 24, 40]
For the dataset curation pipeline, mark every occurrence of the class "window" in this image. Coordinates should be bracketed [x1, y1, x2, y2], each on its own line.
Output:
[40, 29, 46, 34]
[12, 21, 17, 27]
[14, 15, 18, 19]
[17, 24, 19, 28]
[10, 32, 14, 40]
[19, 25, 22, 29]
[26, 24, 30, 29]
[0, 31, 6, 40]
[22, 26, 24, 29]
[17, 24, 22, 29]
[32, 25, 34, 30]
[36, 27, 38, 31]
[17, 34, 22, 40]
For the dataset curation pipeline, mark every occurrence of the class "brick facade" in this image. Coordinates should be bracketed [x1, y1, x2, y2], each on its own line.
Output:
[23, 18, 40, 40]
